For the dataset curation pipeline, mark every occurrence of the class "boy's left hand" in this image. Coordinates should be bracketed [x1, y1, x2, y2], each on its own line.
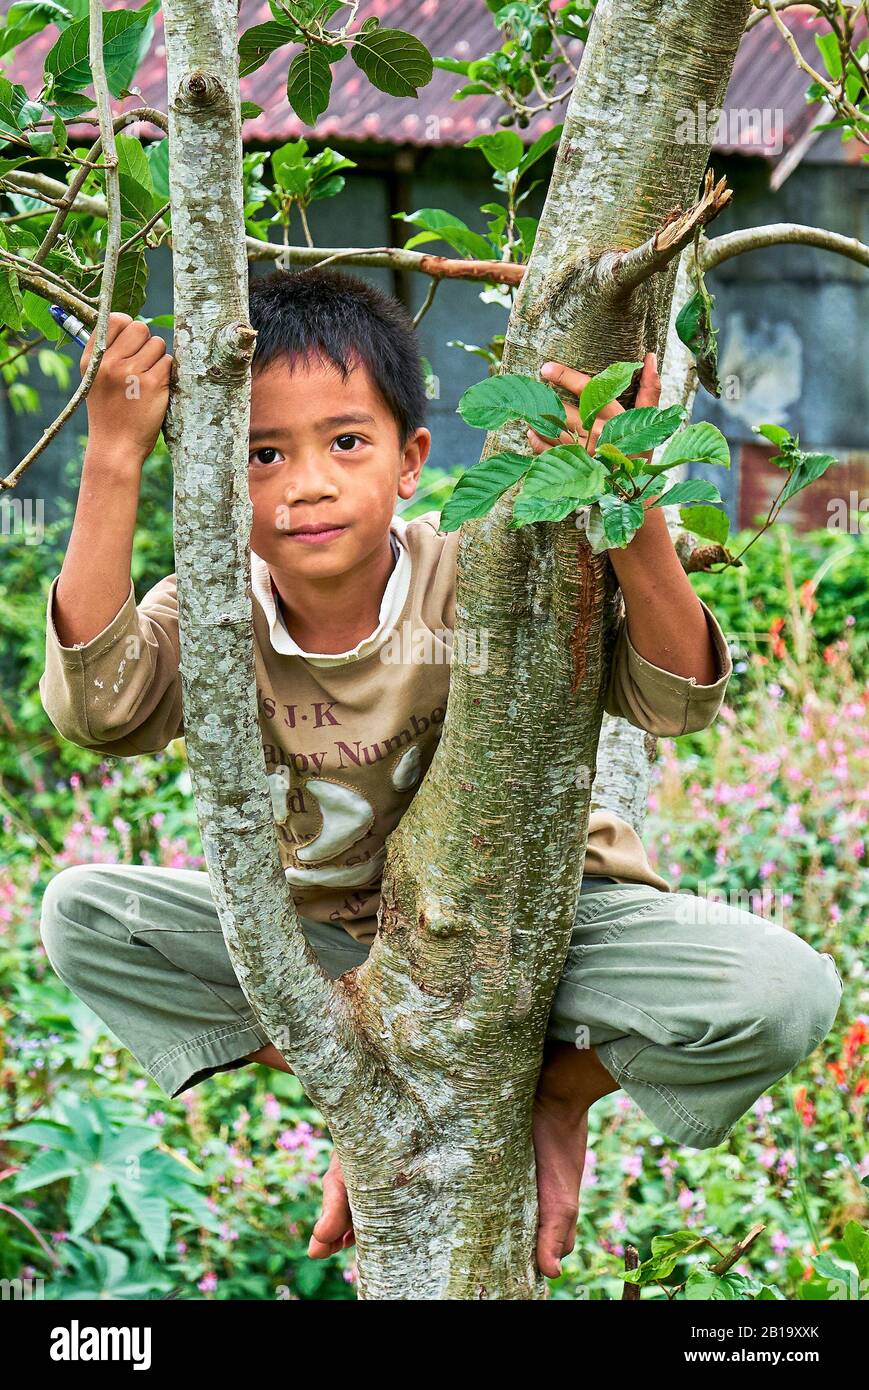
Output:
[527, 350, 661, 462]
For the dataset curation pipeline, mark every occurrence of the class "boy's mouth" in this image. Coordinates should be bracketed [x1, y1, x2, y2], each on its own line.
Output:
[287, 523, 348, 544]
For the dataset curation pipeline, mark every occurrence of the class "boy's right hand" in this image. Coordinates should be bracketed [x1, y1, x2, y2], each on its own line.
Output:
[81, 311, 173, 462]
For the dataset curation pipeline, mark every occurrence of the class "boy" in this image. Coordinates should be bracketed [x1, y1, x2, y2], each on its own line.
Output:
[38, 268, 843, 1281]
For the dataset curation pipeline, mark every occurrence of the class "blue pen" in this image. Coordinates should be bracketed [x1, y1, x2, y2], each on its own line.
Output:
[49, 303, 90, 348]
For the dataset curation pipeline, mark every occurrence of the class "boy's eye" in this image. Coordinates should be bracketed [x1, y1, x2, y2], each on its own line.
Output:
[334, 433, 364, 453]
[250, 447, 281, 466]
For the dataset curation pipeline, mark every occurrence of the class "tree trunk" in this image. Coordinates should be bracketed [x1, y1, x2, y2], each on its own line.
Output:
[162, 0, 751, 1298]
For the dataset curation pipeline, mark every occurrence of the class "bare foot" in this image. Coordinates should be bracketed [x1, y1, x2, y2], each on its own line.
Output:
[532, 1095, 589, 1279]
[308, 1148, 355, 1259]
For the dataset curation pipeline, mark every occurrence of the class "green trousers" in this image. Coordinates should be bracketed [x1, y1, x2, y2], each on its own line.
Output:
[38, 862, 843, 1150]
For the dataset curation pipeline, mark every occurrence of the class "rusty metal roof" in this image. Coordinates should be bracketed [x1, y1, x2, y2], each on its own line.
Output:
[2, 1, 853, 168]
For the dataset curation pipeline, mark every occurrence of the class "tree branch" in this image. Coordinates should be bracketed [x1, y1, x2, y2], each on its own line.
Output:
[594, 169, 733, 297]
[702, 221, 869, 269]
[0, 0, 123, 492]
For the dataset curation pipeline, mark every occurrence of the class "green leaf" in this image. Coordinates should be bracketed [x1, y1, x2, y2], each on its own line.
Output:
[111, 222, 149, 316]
[116, 1185, 171, 1260]
[0, 266, 24, 331]
[68, 1165, 114, 1236]
[0, 2, 72, 60]
[597, 442, 639, 473]
[114, 132, 155, 223]
[675, 288, 721, 397]
[843, 1221, 869, 1281]
[679, 504, 730, 545]
[466, 130, 524, 172]
[238, 21, 300, 77]
[656, 422, 730, 471]
[439, 451, 530, 531]
[518, 123, 562, 177]
[520, 444, 607, 502]
[599, 493, 645, 547]
[241, 101, 264, 121]
[351, 27, 433, 98]
[10, 1147, 79, 1193]
[598, 404, 686, 456]
[777, 452, 836, 508]
[145, 136, 169, 202]
[286, 44, 333, 125]
[815, 31, 843, 80]
[457, 372, 567, 436]
[579, 361, 642, 430]
[753, 422, 792, 449]
[394, 208, 494, 262]
[650, 479, 722, 508]
[510, 493, 583, 528]
[22, 289, 65, 341]
[45, 1, 159, 99]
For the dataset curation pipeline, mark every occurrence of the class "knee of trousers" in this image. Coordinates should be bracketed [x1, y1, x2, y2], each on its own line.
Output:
[735, 930, 844, 1071]
[39, 863, 107, 983]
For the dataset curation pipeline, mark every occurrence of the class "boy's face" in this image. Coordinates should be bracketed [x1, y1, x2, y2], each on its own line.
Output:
[247, 352, 430, 580]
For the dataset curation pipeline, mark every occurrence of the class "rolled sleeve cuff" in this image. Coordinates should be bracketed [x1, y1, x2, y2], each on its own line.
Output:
[623, 598, 733, 735]
[45, 573, 138, 666]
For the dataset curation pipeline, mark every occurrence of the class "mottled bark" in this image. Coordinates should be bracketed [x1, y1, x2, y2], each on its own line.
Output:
[163, 0, 751, 1299]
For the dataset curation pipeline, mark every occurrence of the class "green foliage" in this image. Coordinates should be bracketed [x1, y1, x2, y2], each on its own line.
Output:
[442, 363, 730, 546]
[675, 280, 721, 398]
[237, 7, 432, 125]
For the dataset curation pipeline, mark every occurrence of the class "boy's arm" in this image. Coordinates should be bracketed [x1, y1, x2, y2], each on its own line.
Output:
[40, 571, 184, 755]
[530, 355, 733, 739]
[603, 501, 732, 736]
[39, 312, 182, 755]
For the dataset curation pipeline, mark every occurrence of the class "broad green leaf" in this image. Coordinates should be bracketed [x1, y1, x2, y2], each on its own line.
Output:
[599, 493, 644, 547]
[598, 404, 686, 456]
[238, 21, 300, 78]
[23, 289, 65, 341]
[439, 451, 530, 532]
[510, 493, 583, 528]
[45, 1, 159, 98]
[114, 133, 155, 223]
[0, 2, 71, 60]
[679, 504, 730, 544]
[145, 136, 169, 202]
[111, 222, 149, 316]
[466, 130, 524, 173]
[579, 360, 641, 430]
[241, 101, 264, 121]
[656, 422, 730, 471]
[777, 452, 836, 507]
[0, 1118, 77, 1150]
[10, 1148, 79, 1193]
[351, 27, 433, 98]
[520, 444, 607, 502]
[457, 372, 567, 436]
[287, 44, 333, 126]
[518, 123, 562, 177]
[68, 1165, 114, 1236]
[116, 1185, 171, 1260]
[395, 208, 493, 261]
[650, 479, 722, 508]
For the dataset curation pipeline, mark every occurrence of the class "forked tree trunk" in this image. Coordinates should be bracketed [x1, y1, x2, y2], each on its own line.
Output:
[162, 0, 751, 1298]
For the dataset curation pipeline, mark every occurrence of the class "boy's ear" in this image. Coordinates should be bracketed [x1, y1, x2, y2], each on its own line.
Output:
[398, 427, 430, 500]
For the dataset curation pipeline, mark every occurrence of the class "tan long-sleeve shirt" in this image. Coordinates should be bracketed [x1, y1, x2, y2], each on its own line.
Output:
[39, 509, 733, 943]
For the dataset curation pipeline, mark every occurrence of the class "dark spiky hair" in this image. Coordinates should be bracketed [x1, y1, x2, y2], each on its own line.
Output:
[247, 266, 428, 447]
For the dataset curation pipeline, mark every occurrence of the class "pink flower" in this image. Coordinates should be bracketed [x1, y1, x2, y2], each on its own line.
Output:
[198, 1272, 218, 1293]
